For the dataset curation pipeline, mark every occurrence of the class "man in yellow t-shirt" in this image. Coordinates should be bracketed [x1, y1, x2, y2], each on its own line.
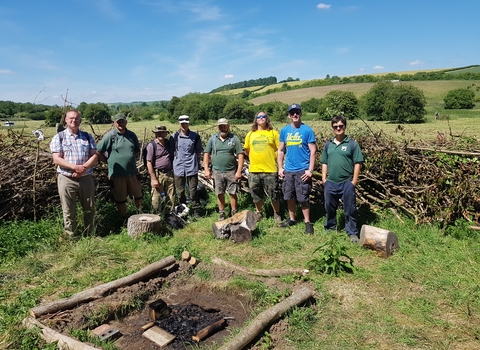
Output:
[244, 111, 282, 223]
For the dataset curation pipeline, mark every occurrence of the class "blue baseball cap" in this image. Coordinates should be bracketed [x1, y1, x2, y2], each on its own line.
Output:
[288, 103, 301, 112]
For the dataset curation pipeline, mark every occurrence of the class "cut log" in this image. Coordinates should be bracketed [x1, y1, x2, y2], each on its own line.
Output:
[127, 214, 162, 239]
[181, 250, 191, 261]
[188, 256, 198, 266]
[211, 257, 308, 277]
[218, 287, 314, 350]
[360, 224, 399, 258]
[212, 210, 257, 243]
[30, 256, 176, 318]
[192, 318, 226, 342]
[23, 316, 100, 350]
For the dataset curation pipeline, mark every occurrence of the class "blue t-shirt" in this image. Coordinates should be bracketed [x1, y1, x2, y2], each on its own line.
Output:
[279, 123, 316, 172]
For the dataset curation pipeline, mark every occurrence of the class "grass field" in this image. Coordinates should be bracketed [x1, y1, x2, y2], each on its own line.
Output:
[1, 79, 480, 349]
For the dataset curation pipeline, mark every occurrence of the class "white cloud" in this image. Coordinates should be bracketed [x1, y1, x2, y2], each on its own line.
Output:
[409, 60, 423, 66]
[373, 65, 385, 70]
[335, 47, 349, 54]
[317, 3, 331, 10]
[0, 69, 14, 74]
[224, 74, 234, 79]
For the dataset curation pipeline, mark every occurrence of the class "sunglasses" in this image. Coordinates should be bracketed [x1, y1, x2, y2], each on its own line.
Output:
[332, 124, 345, 130]
[256, 115, 266, 119]
[289, 110, 301, 116]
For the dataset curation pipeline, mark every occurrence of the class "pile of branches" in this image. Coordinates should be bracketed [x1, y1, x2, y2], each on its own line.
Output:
[1, 126, 479, 227]
[311, 128, 480, 226]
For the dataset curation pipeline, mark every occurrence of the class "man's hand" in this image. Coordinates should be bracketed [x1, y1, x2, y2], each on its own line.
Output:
[204, 169, 211, 179]
[151, 179, 159, 188]
[301, 169, 312, 182]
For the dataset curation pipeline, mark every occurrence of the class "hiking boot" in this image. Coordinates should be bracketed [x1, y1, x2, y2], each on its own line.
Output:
[279, 219, 297, 228]
[231, 209, 237, 217]
[305, 222, 314, 234]
[349, 234, 359, 243]
[193, 210, 201, 219]
[218, 211, 225, 221]
[255, 212, 263, 221]
[273, 212, 282, 224]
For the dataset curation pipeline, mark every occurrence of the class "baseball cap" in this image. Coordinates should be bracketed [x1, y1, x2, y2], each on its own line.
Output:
[152, 125, 169, 133]
[178, 115, 190, 124]
[114, 113, 127, 121]
[217, 118, 229, 126]
[288, 103, 302, 112]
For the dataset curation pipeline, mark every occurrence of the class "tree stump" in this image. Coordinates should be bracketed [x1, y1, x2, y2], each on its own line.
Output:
[127, 214, 162, 239]
[360, 224, 399, 258]
[212, 210, 257, 243]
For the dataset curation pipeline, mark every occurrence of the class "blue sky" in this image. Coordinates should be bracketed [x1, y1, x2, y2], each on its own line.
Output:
[0, 0, 478, 105]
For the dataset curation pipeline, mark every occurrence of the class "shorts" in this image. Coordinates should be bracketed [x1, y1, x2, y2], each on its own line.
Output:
[212, 170, 238, 195]
[111, 175, 143, 203]
[282, 171, 311, 203]
[248, 172, 280, 203]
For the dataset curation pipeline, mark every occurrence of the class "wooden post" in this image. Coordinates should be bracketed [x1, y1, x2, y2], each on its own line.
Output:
[360, 224, 399, 258]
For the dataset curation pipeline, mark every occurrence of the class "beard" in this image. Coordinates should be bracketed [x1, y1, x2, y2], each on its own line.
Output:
[219, 131, 229, 138]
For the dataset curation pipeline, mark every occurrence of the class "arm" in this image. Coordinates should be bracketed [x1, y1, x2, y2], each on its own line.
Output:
[301, 143, 317, 182]
[322, 163, 328, 184]
[235, 153, 244, 180]
[277, 141, 286, 178]
[203, 152, 211, 179]
[352, 163, 361, 186]
[147, 161, 159, 188]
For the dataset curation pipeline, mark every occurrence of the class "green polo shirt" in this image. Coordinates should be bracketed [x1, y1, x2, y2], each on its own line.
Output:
[320, 136, 364, 183]
[205, 133, 243, 172]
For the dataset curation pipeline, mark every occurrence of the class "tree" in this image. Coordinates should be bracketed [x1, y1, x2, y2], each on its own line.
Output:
[301, 98, 323, 113]
[318, 90, 359, 121]
[444, 88, 476, 109]
[361, 80, 395, 120]
[382, 84, 426, 123]
[223, 99, 255, 122]
[82, 103, 112, 124]
[44, 107, 63, 127]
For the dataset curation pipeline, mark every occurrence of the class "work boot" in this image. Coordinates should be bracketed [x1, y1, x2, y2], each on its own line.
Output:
[279, 219, 297, 228]
[218, 210, 225, 221]
[305, 222, 314, 234]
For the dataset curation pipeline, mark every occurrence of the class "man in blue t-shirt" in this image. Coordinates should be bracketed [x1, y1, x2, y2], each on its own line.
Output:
[277, 103, 317, 234]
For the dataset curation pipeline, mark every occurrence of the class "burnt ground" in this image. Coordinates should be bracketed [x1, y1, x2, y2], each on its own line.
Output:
[38, 259, 308, 349]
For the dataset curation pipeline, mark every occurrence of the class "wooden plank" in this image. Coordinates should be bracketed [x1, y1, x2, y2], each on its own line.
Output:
[142, 326, 175, 348]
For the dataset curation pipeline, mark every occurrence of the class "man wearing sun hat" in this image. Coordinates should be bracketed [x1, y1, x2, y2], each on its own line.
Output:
[171, 115, 203, 219]
[146, 125, 175, 213]
[203, 118, 244, 221]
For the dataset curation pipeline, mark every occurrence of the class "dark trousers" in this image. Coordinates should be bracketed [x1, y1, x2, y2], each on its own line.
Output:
[324, 179, 358, 235]
[174, 174, 200, 211]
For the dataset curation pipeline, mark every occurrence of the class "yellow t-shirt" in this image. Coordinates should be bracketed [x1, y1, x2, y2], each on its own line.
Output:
[244, 129, 280, 173]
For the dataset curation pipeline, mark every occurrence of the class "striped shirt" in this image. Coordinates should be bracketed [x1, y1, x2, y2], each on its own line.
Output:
[50, 129, 96, 177]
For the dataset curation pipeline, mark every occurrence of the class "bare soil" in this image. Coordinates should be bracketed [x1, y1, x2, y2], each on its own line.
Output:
[38, 259, 303, 349]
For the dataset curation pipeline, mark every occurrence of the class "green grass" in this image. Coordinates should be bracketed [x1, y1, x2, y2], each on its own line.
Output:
[2, 193, 480, 349]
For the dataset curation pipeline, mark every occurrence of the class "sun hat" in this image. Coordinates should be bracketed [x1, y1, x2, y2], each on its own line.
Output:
[217, 118, 229, 125]
[178, 115, 190, 124]
[152, 125, 169, 133]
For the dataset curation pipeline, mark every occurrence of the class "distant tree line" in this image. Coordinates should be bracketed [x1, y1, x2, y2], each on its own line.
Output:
[1, 66, 477, 126]
[210, 76, 278, 93]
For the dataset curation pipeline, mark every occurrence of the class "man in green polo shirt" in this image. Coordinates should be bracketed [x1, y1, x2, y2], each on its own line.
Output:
[203, 118, 244, 221]
[320, 115, 364, 243]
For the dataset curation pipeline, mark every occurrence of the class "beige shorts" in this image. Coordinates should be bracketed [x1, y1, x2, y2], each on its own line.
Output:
[112, 175, 143, 203]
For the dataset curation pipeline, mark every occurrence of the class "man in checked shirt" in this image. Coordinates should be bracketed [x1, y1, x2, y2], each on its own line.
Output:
[50, 109, 98, 238]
